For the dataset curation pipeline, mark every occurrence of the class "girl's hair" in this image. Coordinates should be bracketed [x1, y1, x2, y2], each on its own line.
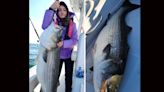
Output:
[56, 1, 70, 26]
[57, 1, 69, 18]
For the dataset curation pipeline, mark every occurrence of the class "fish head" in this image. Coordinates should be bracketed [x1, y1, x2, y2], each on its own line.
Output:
[94, 58, 119, 92]
[54, 24, 63, 41]
[105, 74, 122, 92]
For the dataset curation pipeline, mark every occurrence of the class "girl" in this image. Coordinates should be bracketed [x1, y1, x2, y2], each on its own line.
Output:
[42, 1, 78, 92]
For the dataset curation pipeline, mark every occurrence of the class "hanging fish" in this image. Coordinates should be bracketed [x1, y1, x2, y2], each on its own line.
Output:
[36, 21, 63, 92]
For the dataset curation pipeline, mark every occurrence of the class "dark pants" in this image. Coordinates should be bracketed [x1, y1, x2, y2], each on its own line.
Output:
[58, 58, 74, 92]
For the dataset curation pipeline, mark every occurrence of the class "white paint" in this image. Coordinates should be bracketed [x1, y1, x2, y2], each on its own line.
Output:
[93, 0, 106, 20]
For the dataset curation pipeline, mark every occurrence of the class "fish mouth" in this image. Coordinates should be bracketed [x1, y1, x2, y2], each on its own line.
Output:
[100, 74, 122, 92]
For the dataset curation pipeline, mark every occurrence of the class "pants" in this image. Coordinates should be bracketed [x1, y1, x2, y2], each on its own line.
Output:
[58, 58, 74, 92]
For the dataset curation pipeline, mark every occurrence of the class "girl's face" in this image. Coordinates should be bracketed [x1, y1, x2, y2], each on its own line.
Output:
[58, 5, 68, 19]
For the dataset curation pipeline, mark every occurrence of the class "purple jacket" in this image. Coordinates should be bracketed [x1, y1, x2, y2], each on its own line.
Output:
[42, 9, 78, 59]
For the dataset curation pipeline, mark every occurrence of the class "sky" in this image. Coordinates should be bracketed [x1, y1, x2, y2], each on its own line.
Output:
[29, 0, 80, 43]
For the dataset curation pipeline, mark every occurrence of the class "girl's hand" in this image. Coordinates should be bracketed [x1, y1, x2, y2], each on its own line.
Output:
[50, 0, 60, 10]
[57, 41, 63, 48]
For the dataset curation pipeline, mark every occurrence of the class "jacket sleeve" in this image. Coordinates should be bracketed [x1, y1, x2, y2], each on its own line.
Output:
[63, 23, 78, 48]
[42, 9, 56, 30]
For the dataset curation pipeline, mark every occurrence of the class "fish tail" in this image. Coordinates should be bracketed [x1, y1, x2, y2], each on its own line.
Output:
[123, 0, 140, 10]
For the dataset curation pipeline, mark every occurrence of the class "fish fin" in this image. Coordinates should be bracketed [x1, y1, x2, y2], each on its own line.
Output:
[126, 26, 132, 33]
[42, 49, 47, 63]
[121, 0, 140, 36]
[121, 0, 140, 23]
[103, 44, 111, 53]
[103, 44, 111, 60]
[89, 66, 93, 71]
[123, 0, 140, 9]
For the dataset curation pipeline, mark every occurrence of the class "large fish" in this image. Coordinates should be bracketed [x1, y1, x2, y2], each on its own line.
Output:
[92, 0, 140, 92]
[85, 0, 125, 84]
[36, 21, 62, 92]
